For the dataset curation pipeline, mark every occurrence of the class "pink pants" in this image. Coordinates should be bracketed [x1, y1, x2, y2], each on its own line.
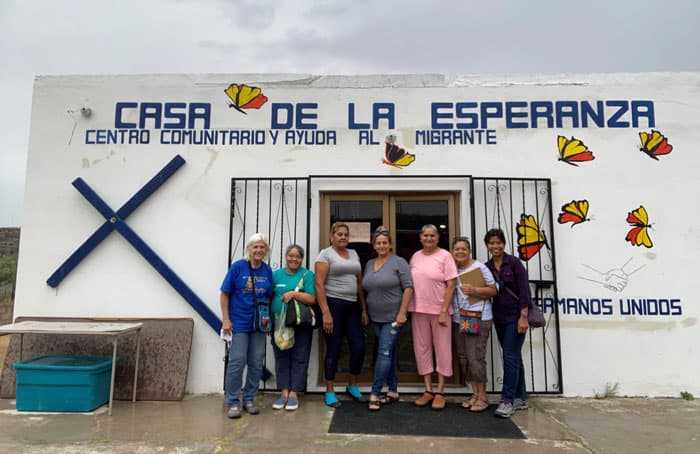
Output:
[411, 312, 453, 377]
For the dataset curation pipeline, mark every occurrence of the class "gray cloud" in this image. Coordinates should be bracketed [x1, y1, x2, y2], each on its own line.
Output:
[2, 0, 700, 226]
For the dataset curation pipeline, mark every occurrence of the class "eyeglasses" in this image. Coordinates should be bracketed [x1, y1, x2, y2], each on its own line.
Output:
[374, 230, 390, 236]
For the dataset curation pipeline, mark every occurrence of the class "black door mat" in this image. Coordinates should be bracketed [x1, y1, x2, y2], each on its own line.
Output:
[328, 400, 525, 439]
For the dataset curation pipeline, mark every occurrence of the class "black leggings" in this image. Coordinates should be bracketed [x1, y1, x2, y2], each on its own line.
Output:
[323, 296, 365, 380]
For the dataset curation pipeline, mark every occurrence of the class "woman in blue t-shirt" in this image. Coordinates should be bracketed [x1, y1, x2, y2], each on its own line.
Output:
[270, 244, 316, 411]
[220, 233, 273, 419]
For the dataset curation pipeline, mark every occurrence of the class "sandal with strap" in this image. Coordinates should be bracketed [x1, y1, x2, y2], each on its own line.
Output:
[368, 398, 381, 411]
[380, 393, 400, 405]
[469, 395, 489, 413]
[414, 391, 434, 407]
[461, 394, 478, 409]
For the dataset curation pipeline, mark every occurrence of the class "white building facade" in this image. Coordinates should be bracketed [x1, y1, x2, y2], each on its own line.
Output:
[16, 73, 699, 397]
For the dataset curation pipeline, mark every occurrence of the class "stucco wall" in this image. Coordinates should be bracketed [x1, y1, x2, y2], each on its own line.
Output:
[16, 73, 700, 396]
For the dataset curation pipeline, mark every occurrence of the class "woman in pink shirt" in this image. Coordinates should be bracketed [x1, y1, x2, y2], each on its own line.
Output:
[409, 224, 458, 410]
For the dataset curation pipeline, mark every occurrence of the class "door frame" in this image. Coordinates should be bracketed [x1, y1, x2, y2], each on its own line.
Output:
[318, 191, 461, 386]
[307, 176, 472, 392]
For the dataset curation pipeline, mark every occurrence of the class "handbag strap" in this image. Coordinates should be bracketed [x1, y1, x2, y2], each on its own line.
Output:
[294, 271, 308, 292]
[493, 268, 520, 301]
[247, 261, 258, 302]
[494, 268, 538, 313]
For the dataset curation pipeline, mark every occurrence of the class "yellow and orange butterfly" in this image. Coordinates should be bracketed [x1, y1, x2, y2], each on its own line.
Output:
[516, 214, 549, 261]
[224, 83, 268, 114]
[639, 130, 673, 160]
[557, 135, 595, 166]
[383, 142, 416, 168]
[625, 205, 653, 248]
[557, 200, 590, 227]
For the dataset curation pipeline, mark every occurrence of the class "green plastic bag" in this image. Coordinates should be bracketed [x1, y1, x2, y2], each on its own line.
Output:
[274, 303, 295, 350]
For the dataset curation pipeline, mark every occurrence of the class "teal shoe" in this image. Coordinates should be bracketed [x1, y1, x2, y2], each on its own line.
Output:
[325, 392, 342, 408]
[346, 385, 364, 401]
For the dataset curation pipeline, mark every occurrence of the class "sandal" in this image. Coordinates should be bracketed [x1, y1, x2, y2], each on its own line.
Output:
[461, 395, 477, 409]
[368, 398, 381, 411]
[414, 391, 434, 407]
[380, 393, 400, 405]
[469, 395, 489, 413]
[431, 392, 446, 411]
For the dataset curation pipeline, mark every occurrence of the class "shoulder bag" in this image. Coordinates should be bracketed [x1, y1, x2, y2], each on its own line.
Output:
[285, 272, 322, 329]
[249, 261, 272, 333]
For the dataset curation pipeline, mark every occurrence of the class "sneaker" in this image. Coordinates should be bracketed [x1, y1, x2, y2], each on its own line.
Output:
[243, 403, 260, 415]
[494, 400, 514, 418]
[272, 395, 287, 410]
[285, 397, 299, 411]
[513, 398, 529, 411]
[227, 406, 241, 419]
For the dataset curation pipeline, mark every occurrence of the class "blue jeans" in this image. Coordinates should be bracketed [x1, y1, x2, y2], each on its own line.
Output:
[324, 297, 365, 380]
[495, 322, 527, 402]
[272, 326, 313, 392]
[225, 331, 266, 407]
[371, 322, 401, 397]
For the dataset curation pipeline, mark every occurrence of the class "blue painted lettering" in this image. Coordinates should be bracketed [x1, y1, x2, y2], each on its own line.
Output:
[428, 100, 655, 130]
[114, 102, 210, 129]
[348, 103, 395, 129]
[271, 103, 318, 129]
[606, 100, 629, 127]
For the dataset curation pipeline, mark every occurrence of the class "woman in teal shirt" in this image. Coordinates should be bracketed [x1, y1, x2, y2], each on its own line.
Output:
[270, 244, 316, 411]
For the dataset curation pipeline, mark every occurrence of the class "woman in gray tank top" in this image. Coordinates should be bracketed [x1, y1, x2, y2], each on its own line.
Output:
[315, 222, 369, 407]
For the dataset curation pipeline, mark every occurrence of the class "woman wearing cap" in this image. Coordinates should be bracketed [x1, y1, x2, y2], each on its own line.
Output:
[409, 224, 458, 410]
[315, 222, 369, 408]
[220, 233, 274, 419]
[362, 227, 413, 411]
[451, 236, 497, 413]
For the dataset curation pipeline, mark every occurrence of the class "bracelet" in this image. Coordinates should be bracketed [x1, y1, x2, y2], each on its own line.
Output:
[474, 287, 479, 297]
[520, 311, 528, 318]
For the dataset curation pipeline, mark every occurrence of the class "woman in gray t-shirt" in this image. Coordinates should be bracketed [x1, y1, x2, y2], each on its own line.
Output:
[315, 222, 368, 408]
[362, 228, 413, 410]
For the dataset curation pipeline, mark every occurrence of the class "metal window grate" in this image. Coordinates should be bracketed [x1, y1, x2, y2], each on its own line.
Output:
[471, 177, 563, 394]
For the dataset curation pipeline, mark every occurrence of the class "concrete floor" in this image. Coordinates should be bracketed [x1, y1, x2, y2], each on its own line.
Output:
[1, 336, 699, 453]
[0, 392, 698, 453]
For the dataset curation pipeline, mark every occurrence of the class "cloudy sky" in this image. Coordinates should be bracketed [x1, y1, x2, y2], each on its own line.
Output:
[1, 0, 699, 226]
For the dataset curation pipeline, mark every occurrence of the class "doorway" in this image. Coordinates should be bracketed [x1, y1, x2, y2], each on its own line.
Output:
[318, 192, 459, 386]
[228, 175, 562, 394]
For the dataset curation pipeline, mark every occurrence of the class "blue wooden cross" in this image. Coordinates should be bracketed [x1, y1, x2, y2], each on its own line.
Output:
[47, 155, 220, 333]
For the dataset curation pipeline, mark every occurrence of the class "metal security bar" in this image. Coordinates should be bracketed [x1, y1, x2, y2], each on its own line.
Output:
[228, 178, 311, 270]
[471, 177, 563, 394]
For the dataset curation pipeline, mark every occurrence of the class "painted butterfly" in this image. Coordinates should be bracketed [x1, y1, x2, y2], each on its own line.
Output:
[517, 214, 548, 261]
[557, 135, 595, 166]
[383, 142, 416, 168]
[639, 130, 673, 160]
[625, 205, 653, 248]
[558, 200, 590, 227]
[224, 84, 268, 114]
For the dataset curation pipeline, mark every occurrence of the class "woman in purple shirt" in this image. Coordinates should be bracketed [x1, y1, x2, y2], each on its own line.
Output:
[484, 228, 531, 419]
